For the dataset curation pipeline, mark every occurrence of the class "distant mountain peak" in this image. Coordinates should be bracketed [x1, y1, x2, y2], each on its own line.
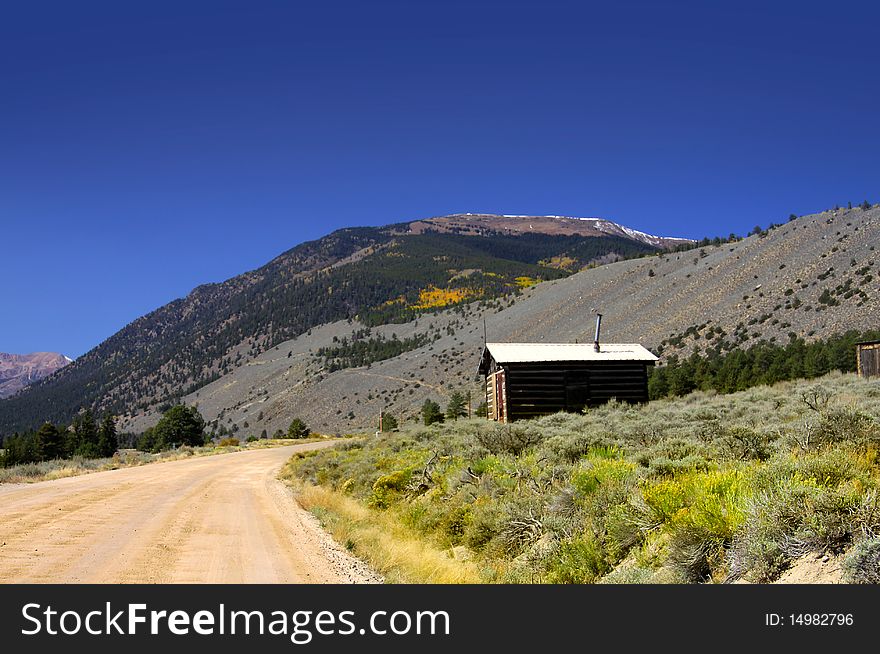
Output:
[409, 213, 693, 248]
[0, 352, 71, 399]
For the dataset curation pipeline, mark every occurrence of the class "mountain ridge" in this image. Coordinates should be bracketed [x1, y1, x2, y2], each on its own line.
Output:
[0, 213, 680, 433]
[114, 203, 880, 438]
[6, 206, 879, 438]
[409, 213, 693, 248]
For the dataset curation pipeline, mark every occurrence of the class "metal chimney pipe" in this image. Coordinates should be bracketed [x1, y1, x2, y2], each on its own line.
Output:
[593, 312, 603, 352]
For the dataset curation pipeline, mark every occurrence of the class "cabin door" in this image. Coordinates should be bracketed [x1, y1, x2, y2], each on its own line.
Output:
[564, 370, 591, 412]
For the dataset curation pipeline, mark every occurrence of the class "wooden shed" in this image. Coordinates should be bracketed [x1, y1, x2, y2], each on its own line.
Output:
[856, 341, 880, 378]
[478, 342, 659, 422]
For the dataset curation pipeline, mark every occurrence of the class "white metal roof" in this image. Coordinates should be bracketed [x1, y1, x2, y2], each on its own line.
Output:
[483, 342, 659, 363]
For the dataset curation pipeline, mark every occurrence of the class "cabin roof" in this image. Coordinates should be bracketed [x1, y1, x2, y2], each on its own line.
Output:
[478, 342, 658, 374]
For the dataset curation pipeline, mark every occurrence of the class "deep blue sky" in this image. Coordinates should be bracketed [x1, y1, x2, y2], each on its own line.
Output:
[2, 1, 878, 358]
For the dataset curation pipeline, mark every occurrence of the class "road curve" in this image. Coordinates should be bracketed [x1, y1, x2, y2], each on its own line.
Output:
[0, 443, 377, 584]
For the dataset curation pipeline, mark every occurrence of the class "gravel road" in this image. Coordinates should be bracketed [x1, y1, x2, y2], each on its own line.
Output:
[0, 443, 381, 584]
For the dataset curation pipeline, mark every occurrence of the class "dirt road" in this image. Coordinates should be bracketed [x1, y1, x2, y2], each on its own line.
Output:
[0, 443, 380, 583]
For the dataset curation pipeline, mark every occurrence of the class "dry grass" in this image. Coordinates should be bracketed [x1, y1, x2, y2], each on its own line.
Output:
[290, 480, 481, 584]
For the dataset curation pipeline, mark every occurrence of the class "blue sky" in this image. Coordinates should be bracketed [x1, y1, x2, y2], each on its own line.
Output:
[2, 1, 878, 358]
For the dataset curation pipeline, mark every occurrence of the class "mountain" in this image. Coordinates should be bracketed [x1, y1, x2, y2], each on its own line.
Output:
[408, 214, 692, 248]
[0, 352, 71, 399]
[5, 205, 878, 438]
[0, 214, 685, 434]
[113, 204, 879, 438]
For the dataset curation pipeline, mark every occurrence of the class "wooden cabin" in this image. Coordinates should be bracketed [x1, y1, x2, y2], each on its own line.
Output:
[857, 341, 880, 378]
[478, 342, 659, 422]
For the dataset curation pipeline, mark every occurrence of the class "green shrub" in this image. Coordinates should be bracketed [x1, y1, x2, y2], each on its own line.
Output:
[728, 466, 874, 582]
[544, 533, 611, 584]
[843, 538, 880, 584]
[463, 500, 503, 551]
[476, 424, 544, 456]
[469, 454, 505, 477]
[599, 564, 656, 584]
[437, 499, 473, 541]
[718, 426, 774, 461]
[648, 455, 711, 477]
[642, 470, 746, 582]
[636, 438, 707, 465]
[570, 458, 637, 511]
[337, 440, 364, 451]
[795, 485, 864, 553]
[635, 438, 713, 477]
[792, 450, 869, 488]
[813, 409, 879, 449]
[541, 431, 621, 464]
[641, 477, 690, 523]
[369, 469, 413, 508]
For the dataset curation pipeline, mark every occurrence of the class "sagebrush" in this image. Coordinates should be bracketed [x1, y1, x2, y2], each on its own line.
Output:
[285, 372, 880, 583]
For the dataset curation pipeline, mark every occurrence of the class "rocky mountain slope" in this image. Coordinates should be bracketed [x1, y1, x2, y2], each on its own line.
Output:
[118, 204, 880, 438]
[0, 352, 71, 399]
[0, 214, 678, 434]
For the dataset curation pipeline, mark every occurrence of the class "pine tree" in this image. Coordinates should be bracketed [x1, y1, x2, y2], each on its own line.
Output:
[97, 414, 118, 458]
[287, 418, 310, 439]
[153, 405, 206, 448]
[422, 399, 443, 425]
[73, 409, 99, 458]
[36, 422, 63, 461]
[380, 413, 398, 432]
[446, 391, 467, 420]
[137, 427, 159, 453]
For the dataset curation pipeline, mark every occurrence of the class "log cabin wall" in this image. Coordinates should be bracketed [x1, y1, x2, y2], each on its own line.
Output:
[500, 360, 651, 421]
[857, 341, 880, 378]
